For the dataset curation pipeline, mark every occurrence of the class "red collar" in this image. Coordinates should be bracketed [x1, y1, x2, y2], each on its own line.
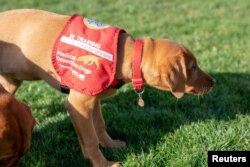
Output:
[132, 39, 144, 91]
[111, 39, 144, 92]
[132, 39, 145, 107]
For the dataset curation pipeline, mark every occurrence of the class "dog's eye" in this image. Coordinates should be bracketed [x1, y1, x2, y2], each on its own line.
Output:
[192, 65, 197, 70]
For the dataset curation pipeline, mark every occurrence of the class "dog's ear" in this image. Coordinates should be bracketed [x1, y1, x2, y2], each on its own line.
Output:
[18, 105, 36, 156]
[165, 59, 186, 99]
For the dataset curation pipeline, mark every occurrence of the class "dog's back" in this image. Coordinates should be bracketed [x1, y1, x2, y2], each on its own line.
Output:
[0, 9, 70, 92]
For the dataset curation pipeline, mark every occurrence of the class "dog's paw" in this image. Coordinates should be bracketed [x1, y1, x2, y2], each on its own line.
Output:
[108, 161, 121, 167]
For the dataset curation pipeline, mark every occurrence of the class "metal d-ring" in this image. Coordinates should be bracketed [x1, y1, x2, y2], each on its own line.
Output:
[135, 89, 144, 97]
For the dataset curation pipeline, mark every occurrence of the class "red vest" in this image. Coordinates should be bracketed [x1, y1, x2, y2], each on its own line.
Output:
[52, 15, 124, 95]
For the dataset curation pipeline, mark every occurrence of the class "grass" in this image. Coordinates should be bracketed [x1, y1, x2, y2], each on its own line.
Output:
[1, 0, 250, 166]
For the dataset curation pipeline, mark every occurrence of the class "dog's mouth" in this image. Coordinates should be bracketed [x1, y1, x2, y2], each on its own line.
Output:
[188, 87, 213, 96]
[187, 89, 198, 95]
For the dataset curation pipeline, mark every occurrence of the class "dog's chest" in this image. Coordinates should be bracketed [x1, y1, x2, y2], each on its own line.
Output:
[52, 15, 124, 95]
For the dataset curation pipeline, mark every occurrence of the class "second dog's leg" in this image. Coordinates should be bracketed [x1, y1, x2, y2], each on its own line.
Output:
[93, 100, 126, 149]
[66, 90, 120, 167]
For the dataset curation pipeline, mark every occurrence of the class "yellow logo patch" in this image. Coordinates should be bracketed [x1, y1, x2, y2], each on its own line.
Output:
[77, 55, 101, 69]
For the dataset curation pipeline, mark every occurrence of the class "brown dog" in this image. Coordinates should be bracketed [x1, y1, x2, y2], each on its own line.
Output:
[0, 84, 36, 167]
[0, 9, 214, 167]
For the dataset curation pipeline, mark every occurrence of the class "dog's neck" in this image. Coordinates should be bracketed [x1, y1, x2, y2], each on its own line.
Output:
[116, 33, 156, 85]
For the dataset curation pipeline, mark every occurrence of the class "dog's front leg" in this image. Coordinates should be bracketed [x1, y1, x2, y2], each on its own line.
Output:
[93, 100, 126, 149]
[66, 90, 120, 167]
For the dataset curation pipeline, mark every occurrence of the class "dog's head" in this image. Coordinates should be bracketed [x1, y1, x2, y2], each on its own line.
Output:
[142, 38, 214, 98]
[0, 85, 36, 167]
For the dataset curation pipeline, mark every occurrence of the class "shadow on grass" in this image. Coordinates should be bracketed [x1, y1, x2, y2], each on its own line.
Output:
[20, 72, 250, 167]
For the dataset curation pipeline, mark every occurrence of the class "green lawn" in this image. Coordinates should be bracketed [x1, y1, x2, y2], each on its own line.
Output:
[1, 0, 250, 166]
